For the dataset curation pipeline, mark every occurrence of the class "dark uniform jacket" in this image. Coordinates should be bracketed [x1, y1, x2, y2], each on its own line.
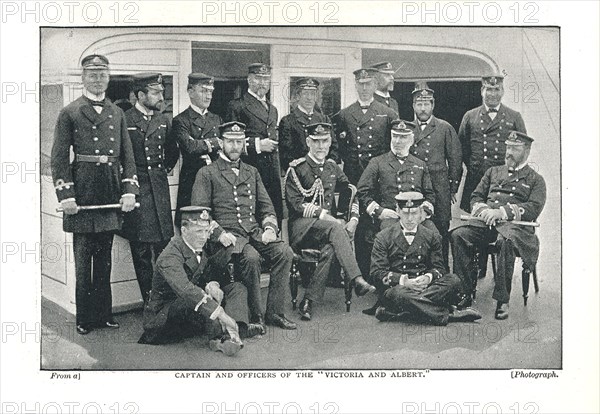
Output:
[461, 164, 546, 267]
[121, 106, 178, 242]
[51, 96, 139, 233]
[333, 100, 399, 185]
[170, 106, 222, 224]
[458, 103, 526, 211]
[139, 236, 225, 344]
[373, 92, 399, 115]
[278, 106, 338, 169]
[191, 156, 279, 251]
[284, 156, 358, 248]
[357, 152, 435, 218]
[410, 116, 462, 223]
[226, 92, 283, 220]
[371, 222, 445, 286]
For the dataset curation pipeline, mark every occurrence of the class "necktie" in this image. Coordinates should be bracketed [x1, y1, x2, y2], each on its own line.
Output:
[195, 251, 202, 263]
[90, 100, 104, 107]
[396, 155, 408, 162]
[488, 108, 498, 113]
[404, 232, 416, 236]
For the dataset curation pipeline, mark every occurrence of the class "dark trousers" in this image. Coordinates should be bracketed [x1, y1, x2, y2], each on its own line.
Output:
[130, 240, 169, 303]
[298, 221, 362, 303]
[236, 239, 293, 318]
[73, 232, 114, 325]
[431, 217, 450, 270]
[381, 273, 463, 325]
[450, 226, 516, 304]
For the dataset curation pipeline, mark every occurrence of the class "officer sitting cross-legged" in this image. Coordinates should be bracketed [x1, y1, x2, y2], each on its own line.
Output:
[138, 207, 246, 356]
[191, 121, 297, 332]
[371, 192, 482, 325]
[285, 122, 375, 321]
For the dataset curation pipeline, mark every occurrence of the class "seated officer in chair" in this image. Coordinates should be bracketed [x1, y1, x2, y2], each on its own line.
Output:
[450, 131, 546, 320]
[138, 207, 247, 356]
[285, 122, 375, 321]
[371, 192, 482, 325]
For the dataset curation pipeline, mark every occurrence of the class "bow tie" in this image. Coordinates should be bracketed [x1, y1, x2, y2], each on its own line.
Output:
[360, 105, 370, 110]
[90, 99, 105, 107]
[404, 231, 416, 236]
[396, 155, 408, 161]
[227, 160, 240, 168]
[195, 250, 203, 256]
[488, 108, 499, 113]
[420, 122, 428, 127]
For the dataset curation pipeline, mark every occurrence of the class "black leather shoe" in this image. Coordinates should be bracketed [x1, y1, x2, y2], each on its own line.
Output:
[251, 314, 267, 334]
[449, 307, 482, 322]
[265, 314, 297, 330]
[99, 319, 120, 329]
[495, 302, 509, 320]
[362, 301, 380, 315]
[375, 307, 407, 322]
[76, 323, 92, 335]
[352, 276, 376, 297]
[298, 298, 312, 321]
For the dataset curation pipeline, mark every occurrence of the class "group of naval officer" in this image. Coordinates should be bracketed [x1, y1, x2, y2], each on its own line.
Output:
[51, 54, 546, 356]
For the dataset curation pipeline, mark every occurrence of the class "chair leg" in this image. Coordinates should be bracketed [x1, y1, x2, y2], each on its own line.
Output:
[290, 260, 299, 310]
[522, 268, 531, 306]
[344, 281, 352, 312]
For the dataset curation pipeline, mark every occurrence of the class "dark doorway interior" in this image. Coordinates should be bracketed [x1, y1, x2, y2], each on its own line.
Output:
[393, 81, 482, 133]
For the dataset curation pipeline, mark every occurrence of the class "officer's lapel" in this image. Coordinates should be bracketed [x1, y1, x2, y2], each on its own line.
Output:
[392, 227, 410, 252]
[146, 114, 161, 137]
[348, 102, 364, 124]
[191, 108, 207, 133]
[357, 104, 375, 126]
[130, 108, 148, 135]
[486, 104, 504, 130]
[217, 157, 239, 186]
[405, 228, 425, 255]
[80, 101, 102, 124]
[415, 117, 436, 145]
[237, 162, 252, 185]
[244, 93, 268, 123]
[266, 100, 277, 125]
[94, 101, 113, 125]
[180, 239, 201, 278]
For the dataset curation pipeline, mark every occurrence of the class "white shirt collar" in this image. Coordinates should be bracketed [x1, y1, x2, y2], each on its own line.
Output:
[391, 148, 410, 158]
[297, 105, 314, 116]
[375, 90, 390, 98]
[415, 115, 432, 125]
[190, 104, 208, 116]
[182, 235, 202, 255]
[358, 97, 374, 107]
[83, 89, 105, 101]
[135, 101, 154, 116]
[220, 152, 237, 163]
[248, 89, 267, 102]
[514, 161, 528, 171]
[484, 103, 501, 112]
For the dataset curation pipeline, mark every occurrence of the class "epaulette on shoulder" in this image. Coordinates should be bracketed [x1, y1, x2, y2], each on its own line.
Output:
[289, 157, 306, 167]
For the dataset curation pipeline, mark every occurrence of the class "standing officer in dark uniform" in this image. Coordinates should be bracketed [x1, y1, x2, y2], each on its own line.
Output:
[279, 78, 338, 169]
[450, 132, 546, 320]
[284, 123, 374, 320]
[458, 73, 527, 212]
[138, 206, 247, 356]
[410, 83, 462, 268]
[226, 63, 283, 225]
[51, 55, 138, 335]
[371, 62, 399, 115]
[371, 192, 481, 325]
[121, 73, 179, 303]
[171, 73, 222, 227]
[192, 121, 297, 331]
[333, 68, 399, 185]
[357, 120, 437, 314]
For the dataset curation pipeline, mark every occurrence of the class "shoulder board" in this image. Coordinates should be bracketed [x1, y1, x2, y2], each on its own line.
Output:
[289, 157, 306, 167]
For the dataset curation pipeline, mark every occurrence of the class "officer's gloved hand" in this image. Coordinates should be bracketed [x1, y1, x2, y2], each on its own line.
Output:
[261, 227, 277, 244]
[259, 138, 278, 153]
[60, 199, 78, 215]
[345, 219, 358, 236]
[120, 194, 136, 212]
[219, 232, 237, 247]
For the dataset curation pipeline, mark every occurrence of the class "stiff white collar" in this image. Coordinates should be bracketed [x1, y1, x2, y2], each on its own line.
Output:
[375, 90, 390, 98]
[83, 89, 105, 101]
[248, 89, 267, 102]
[135, 101, 154, 116]
[190, 104, 208, 116]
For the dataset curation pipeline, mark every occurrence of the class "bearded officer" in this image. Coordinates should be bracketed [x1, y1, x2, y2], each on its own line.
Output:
[285, 122, 375, 320]
[458, 73, 527, 212]
[121, 73, 178, 303]
[450, 131, 546, 319]
[138, 206, 248, 356]
[51, 54, 138, 335]
[371, 62, 399, 115]
[192, 121, 297, 331]
[279, 78, 338, 169]
[333, 68, 399, 185]
[171, 73, 222, 227]
[372, 192, 482, 325]
[410, 83, 462, 268]
[226, 63, 283, 225]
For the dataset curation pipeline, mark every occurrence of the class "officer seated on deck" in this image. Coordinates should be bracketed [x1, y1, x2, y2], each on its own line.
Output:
[138, 206, 247, 356]
[370, 192, 482, 325]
